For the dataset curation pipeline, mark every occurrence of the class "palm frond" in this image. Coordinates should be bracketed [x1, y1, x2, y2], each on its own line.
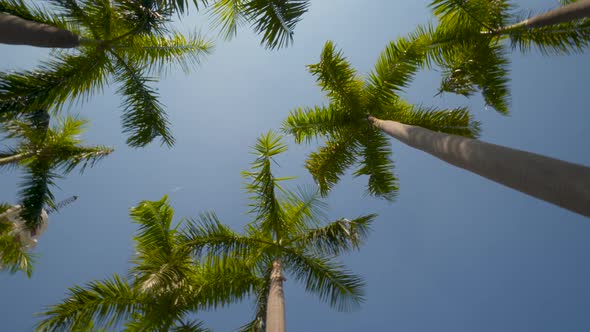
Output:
[209, 0, 247, 40]
[288, 214, 375, 256]
[242, 131, 287, 233]
[0, 51, 109, 114]
[35, 275, 142, 332]
[111, 52, 175, 147]
[308, 41, 363, 112]
[283, 251, 365, 312]
[154, 0, 210, 15]
[171, 319, 211, 332]
[354, 128, 398, 200]
[130, 196, 175, 255]
[0, 0, 70, 29]
[305, 132, 360, 197]
[120, 31, 213, 75]
[281, 185, 327, 231]
[18, 162, 57, 231]
[243, 0, 310, 49]
[282, 104, 354, 144]
[429, 0, 512, 32]
[508, 19, 590, 54]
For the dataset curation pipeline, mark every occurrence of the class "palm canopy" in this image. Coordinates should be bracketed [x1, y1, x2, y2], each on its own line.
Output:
[0, 0, 211, 147]
[182, 131, 375, 331]
[421, 0, 590, 113]
[282, 40, 480, 200]
[37, 195, 261, 332]
[158, 0, 310, 49]
[0, 110, 112, 231]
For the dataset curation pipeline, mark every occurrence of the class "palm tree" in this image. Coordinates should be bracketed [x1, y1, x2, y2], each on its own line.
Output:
[422, 0, 590, 113]
[283, 41, 590, 217]
[283, 40, 480, 201]
[182, 131, 375, 331]
[0, 110, 112, 230]
[0, 0, 211, 147]
[37, 195, 260, 331]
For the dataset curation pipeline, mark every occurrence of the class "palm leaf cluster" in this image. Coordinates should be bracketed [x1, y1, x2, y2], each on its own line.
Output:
[420, 0, 590, 113]
[37, 132, 374, 331]
[0, 110, 112, 231]
[0, 203, 36, 277]
[0, 0, 212, 147]
[283, 40, 480, 200]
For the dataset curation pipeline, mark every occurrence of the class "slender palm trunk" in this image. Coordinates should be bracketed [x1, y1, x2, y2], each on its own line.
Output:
[266, 259, 286, 332]
[368, 116, 590, 217]
[503, 0, 590, 30]
[0, 153, 29, 166]
[0, 13, 80, 48]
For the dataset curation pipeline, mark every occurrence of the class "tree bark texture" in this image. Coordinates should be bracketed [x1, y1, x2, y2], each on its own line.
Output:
[266, 259, 286, 332]
[0, 13, 80, 48]
[519, 0, 590, 29]
[368, 116, 590, 217]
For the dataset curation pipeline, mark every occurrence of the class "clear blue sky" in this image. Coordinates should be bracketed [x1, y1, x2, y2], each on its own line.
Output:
[1, 0, 590, 331]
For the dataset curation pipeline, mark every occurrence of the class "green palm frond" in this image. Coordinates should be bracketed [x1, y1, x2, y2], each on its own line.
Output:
[35, 275, 142, 332]
[120, 31, 213, 75]
[242, 131, 288, 233]
[508, 19, 590, 54]
[305, 132, 360, 197]
[0, 0, 71, 30]
[288, 214, 375, 256]
[281, 185, 327, 231]
[283, 251, 365, 312]
[0, 51, 109, 115]
[282, 104, 354, 144]
[0, 229, 36, 277]
[182, 212, 274, 259]
[430, 0, 512, 32]
[308, 41, 363, 112]
[155, 0, 210, 14]
[243, 0, 310, 49]
[111, 54, 175, 147]
[130, 196, 176, 254]
[354, 128, 397, 200]
[18, 163, 57, 231]
[209, 0, 247, 40]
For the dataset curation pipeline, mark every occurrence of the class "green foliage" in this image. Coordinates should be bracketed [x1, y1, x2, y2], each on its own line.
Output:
[0, 225, 37, 277]
[0, 112, 112, 231]
[283, 41, 480, 200]
[0, 0, 211, 147]
[184, 132, 374, 329]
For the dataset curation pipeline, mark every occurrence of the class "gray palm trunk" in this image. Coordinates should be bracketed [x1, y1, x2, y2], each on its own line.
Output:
[0, 13, 80, 48]
[265, 259, 286, 332]
[504, 0, 590, 30]
[0, 152, 29, 166]
[367, 116, 590, 217]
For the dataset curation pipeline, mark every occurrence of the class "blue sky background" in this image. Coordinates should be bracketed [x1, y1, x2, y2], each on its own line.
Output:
[1, 0, 590, 331]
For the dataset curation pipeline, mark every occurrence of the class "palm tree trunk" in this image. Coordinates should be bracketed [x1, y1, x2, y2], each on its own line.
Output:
[0, 13, 80, 48]
[266, 259, 286, 332]
[504, 0, 590, 30]
[0, 153, 29, 166]
[368, 116, 590, 217]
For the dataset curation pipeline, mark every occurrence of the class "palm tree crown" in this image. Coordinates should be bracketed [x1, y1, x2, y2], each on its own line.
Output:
[282, 40, 480, 200]
[0, 110, 112, 230]
[182, 131, 375, 331]
[0, 0, 211, 147]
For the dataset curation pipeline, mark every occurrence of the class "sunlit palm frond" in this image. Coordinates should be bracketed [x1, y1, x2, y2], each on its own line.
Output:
[288, 214, 375, 256]
[243, 0, 310, 49]
[171, 319, 211, 332]
[182, 212, 274, 259]
[354, 128, 398, 200]
[209, 0, 247, 40]
[0, 0, 74, 31]
[281, 185, 327, 231]
[308, 41, 363, 112]
[282, 104, 354, 144]
[242, 131, 288, 232]
[35, 275, 142, 332]
[18, 163, 57, 231]
[120, 31, 213, 75]
[283, 250, 365, 312]
[0, 51, 109, 114]
[111, 54, 175, 147]
[429, 0, 512, 32]
[508, 19, 590, 54]
[305, 132, 360, 197]
[130, 196, 176, 255]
